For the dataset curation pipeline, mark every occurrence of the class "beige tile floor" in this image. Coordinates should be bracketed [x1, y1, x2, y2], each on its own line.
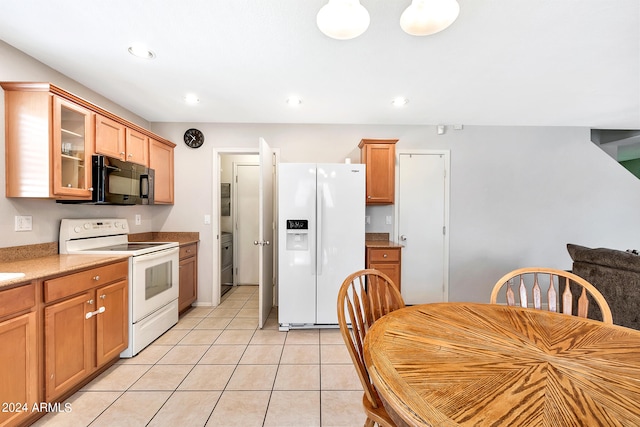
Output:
[33, 286, 365, 427]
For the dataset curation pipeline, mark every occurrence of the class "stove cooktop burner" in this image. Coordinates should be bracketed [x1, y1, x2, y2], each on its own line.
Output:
[89, 242, 169, 252]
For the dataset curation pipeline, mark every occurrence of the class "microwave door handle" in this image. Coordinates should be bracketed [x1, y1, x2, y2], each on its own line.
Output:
[140, 174, 149, 198]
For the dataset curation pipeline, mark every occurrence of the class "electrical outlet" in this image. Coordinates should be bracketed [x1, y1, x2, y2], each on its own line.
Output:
[365, 216, 371, 224]
[204, 214, 211, 225]
[385, 215, 392, 225]
[135, 214, 141, 225]
[15, 215, 32, 231]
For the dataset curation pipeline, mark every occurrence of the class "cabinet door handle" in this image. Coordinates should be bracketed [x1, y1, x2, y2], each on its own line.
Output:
[85, 306, 106, 319]
[367, 195, 371, 199]
[100, 294, 106, 299]
[383, 253, 388, 258]
[93, 275, 100, 281]
[87, 299, 94, 305]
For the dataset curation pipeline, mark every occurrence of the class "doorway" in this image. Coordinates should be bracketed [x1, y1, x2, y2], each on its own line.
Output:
[219, 154, 259, 295]
[396, 151, 450, 304]
[215, 142, 277, 329]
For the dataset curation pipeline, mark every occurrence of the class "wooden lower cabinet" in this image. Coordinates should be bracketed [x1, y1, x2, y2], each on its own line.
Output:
[96, 280, 128, 366]
[44, 261, 128, 402]
[44, 292, 93, 401]
[0, 310, 38, 427]
[366, 246, 402, 291]
[179, 243, 198, 313]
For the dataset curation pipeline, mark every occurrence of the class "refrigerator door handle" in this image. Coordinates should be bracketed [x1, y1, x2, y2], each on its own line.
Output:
[317, 183, 323, 276]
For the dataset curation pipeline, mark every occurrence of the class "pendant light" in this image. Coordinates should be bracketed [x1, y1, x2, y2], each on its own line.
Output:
[400, 0, 460, 36]
[316, 0, 370, 40]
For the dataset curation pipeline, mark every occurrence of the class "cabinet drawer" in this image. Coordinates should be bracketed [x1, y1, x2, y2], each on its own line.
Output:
[44, 261, 128, 303]
[0, 283, 35, 318]
[368, 248, 401, 262]
[180, 243, 197, 259]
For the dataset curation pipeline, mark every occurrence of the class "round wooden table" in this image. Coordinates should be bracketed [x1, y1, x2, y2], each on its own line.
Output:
[364, 302, 640, 426]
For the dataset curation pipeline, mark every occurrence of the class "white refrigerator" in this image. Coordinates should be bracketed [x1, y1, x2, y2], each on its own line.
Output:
[278, 163, 365, 330]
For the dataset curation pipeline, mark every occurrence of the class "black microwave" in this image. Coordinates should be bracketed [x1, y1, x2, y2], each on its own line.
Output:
[58, 155, 154, 205]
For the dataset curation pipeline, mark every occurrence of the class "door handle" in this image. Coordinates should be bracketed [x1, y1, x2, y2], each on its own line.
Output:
[400, 235, 407, 241]
[254, 240, 271, 246]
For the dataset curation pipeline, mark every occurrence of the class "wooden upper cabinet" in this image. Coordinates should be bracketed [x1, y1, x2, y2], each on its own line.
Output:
[359, 139, 398, 204]
[125, 128, 149, 166]
[96, 116, 149, 166]
[2, 83, 94, 200]
[95, 114, 126, 159]
[149, 138, 174, 204]
[1, 82, 175, 200]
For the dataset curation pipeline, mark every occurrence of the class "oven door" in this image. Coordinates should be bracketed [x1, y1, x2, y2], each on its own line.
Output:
[131, 247, 179, 323]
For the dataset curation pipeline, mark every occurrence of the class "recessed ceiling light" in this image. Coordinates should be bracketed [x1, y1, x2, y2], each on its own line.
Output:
[391, 97, 409, 107]
[286, 96, 303, 107]
[184, 94, 200, 105]
[128, 45, 155, 59]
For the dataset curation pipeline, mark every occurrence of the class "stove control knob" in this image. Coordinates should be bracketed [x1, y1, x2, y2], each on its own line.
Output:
[84, 223, 91, 229]
[74, 226, 82, 233]
[114, 221, 121, 228]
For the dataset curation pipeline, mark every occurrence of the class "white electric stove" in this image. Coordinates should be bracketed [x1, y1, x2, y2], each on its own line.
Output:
[59, 218, 179, 357]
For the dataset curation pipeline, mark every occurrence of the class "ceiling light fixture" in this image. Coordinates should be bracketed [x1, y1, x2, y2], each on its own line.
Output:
[127, 45, 156, 59]
[184, 94, 200, 105]
[392, 97, 409, 107]
[400, 0, 460, 36]
[286, 96, 303, 106]
[316, 0, 459, 40]
[316, 0, 370, 40]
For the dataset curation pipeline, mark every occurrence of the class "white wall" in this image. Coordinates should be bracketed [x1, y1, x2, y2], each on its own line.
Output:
[3, 41, 640, 307]
[152, 122, 640, 305]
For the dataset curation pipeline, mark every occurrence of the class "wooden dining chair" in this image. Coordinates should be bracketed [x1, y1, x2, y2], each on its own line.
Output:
[337, 269, 405, 427]
[490, 267, 613, 323]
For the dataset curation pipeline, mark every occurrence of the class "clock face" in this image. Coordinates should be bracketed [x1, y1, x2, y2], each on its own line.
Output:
[184, 128, 204, 148]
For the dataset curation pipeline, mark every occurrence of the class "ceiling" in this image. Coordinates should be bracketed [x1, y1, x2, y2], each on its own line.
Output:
[0, 0, 638, 128]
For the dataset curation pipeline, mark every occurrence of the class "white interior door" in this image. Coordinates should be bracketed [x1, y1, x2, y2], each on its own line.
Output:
[397, 152, 449, 304]
[235, 164, 260, 285]
[258, 138, 275, 328]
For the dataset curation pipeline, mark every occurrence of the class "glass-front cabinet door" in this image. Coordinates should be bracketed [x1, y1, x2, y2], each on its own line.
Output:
[52, 96, 94, 199]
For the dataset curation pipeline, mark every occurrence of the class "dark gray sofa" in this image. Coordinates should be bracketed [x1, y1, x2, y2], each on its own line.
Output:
[568, 243, 640, 330]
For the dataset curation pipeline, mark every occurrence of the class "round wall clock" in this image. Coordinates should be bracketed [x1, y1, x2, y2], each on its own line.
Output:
[183, 128, 204, 148]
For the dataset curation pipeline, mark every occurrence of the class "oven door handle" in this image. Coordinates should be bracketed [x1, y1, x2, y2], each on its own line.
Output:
[132, 247, 178, 264]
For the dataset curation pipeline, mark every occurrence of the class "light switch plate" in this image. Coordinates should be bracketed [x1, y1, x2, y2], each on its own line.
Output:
[15, 215, 32, 231]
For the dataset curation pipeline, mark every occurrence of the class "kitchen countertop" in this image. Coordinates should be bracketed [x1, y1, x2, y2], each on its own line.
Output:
[0, 253, 130, 290]
[365, 232, 403, 248]
[365, 240, 403, 248]
[128, 232, 199, 246]
[0, 231, 199, 291]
